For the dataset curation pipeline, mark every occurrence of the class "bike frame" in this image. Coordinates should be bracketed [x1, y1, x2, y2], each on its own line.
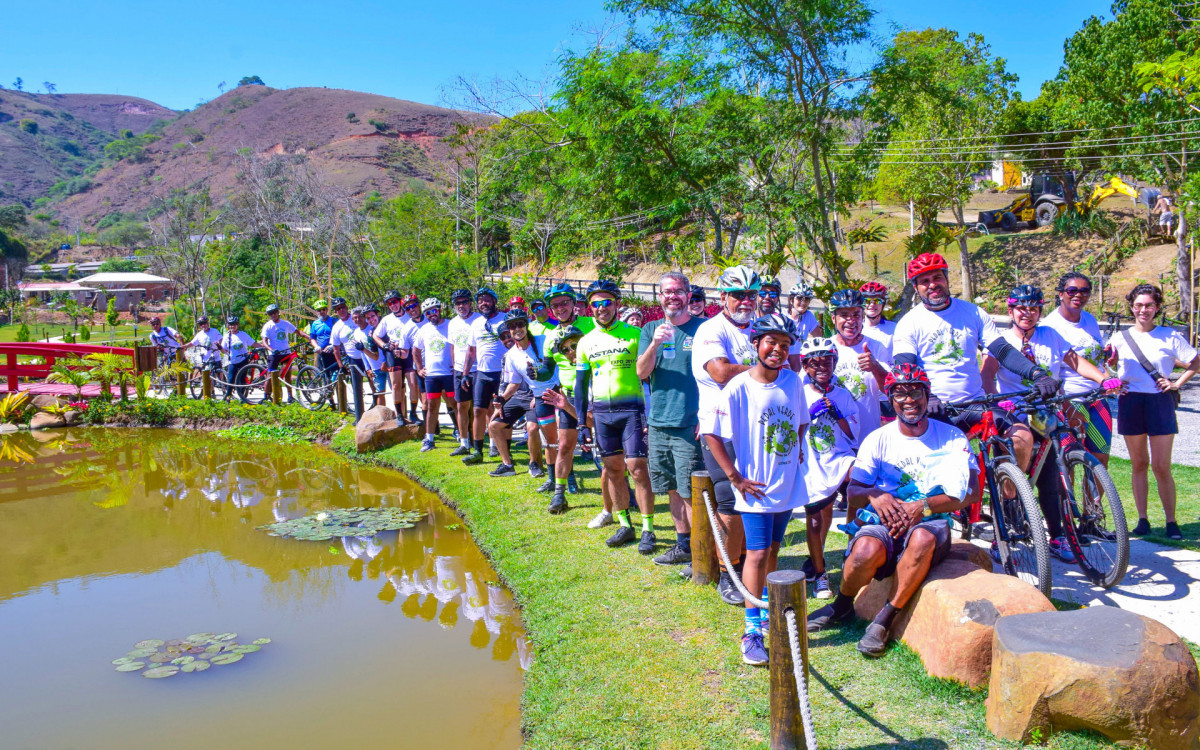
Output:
[960, 407, 1023, 547]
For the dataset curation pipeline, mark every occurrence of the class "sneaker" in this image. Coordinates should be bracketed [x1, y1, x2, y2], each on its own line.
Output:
[653, 543, 691, 566]
[1132, 518, 1151, 536]
[813, 573, 833, 599]
[489, 445, 500, 458]
[835, 497, 848, 512]
[488, 464, 516, 478]
[452, 428, 460, 440]
[536, 477, 555, 493]
[461, 450, 483, 466]
[512, 438, 527, 450]
[450, 444, 471, 457]
[548, 492, 568, 515]
[1049, 536, 1076, 563]
[679, 563, 693, 580]
[528, 462, 545, 479]
[717, 571, 745, 606]
[806, 603, 854, 633]
[638, 531, 657, 555]
[566, 474, 581, 494]
[1165, 522, 1184, 541]
[606, 525, 636, 548]
[419, 438, 436, 453]
[741, 631, 768, 666]
[857, 622, 890, 658]
[587, 510, 613, 529]
[801, 556, 817, 580]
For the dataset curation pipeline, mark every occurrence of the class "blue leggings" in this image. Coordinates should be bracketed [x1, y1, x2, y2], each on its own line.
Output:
[743, 510, 791, 551]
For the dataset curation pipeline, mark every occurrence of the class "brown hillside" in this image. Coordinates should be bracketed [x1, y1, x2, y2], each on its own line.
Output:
[56, 86, 491, 227]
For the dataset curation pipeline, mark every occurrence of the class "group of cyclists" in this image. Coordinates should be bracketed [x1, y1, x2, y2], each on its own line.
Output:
[144, 250, 1197, 665]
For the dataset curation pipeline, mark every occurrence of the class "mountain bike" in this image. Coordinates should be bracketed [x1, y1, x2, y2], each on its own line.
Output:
[150, 345, 184, 398]
[946, 391, 1052, 598]
[1021, 386, 1130, 588]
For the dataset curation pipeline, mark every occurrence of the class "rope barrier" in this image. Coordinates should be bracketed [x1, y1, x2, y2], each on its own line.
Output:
[700, 488, 767, 609]
[785, 607, 818, 750]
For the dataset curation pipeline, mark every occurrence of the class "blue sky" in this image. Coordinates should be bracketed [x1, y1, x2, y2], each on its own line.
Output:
[4, 0, 1110, 111]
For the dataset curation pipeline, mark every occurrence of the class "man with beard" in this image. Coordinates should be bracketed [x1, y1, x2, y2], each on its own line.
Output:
[692, 265, 761, 605]
[636, 271, 704, 568]
[574, 280, 656, 553]
[412, 298, 457, 452]
[807, 363, 974, 658]
[462, 287, 508, 466]
[892, 253, 1059, 475]
[828, 289, 890, 434]
[449, 288, 480, 455]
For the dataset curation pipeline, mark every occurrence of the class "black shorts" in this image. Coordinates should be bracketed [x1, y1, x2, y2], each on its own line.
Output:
[424, 374, 455, 398]
[557, 403, 579, 430]
[1117, 391, 1178, 436]
[700, 437, 738, 515]
[847, 518, 951, 580]
[267, 350, 291, 372]
[594, 410, 647, 459]
[399, 352, 415, 374]
[496, 395, 551, 428]
[383, 348, 399, 369]
[473, 370, 503, 408]
[454, 371, 475, 400]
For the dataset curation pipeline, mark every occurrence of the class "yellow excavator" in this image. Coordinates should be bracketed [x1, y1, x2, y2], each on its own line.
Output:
[978, 174, 1141, 231]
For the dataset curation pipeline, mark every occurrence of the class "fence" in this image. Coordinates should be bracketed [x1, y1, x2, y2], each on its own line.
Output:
[0, 342, 150, 393]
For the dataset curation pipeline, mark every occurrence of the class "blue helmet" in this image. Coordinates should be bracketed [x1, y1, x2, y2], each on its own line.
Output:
[543, 282, 577, 302]
[828, 289, 864, 311]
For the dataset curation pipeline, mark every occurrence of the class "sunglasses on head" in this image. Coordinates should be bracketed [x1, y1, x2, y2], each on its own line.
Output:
[758, 290, 779, 299]
[1063, 286, 1092, 296]
[590, 299, 614, 310]
[729, 291, 755, 301]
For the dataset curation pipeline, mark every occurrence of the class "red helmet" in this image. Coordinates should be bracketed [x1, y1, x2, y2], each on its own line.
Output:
[402, 294, 419, 307]
[906, 253, 949, 281]
[859, 281, 889, 299]
[884, 363, 931, 395]
[509, 295, 526, 307]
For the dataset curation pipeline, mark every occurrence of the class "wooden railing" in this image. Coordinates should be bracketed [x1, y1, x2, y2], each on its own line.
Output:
[0, 343, 146, 392]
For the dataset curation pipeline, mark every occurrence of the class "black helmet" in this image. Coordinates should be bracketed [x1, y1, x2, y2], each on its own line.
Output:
[363, 302, 379, 314]
[828, 289, 864, 311]
[383, 289, 402, 303]
[226, 316, 240, 325]
[330, 296, 347, 308]
[689, 284, 706, 302]
[586, 279, 621, 300]
[451, 288, 472, 303]
[476, 286, 498, 301]
[1008, 284, 1045, 308]
[749, 313, 798, 344]
[760, 276, 782, 292]
[504, 309, 529, 325]
[196, 316, 209, 325]
[265, 303, 280, 314]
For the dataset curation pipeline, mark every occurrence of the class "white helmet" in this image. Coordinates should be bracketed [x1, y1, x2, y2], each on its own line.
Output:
[717, 265, 761, 292]
[420, 297, 442, 315]
[789, 281, 815, 299]
[799, 336, 838, 362]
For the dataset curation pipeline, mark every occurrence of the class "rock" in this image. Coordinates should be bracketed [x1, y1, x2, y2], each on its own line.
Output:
[355, 418, 421, 453]
[358, 405, 396, 429]
[31, 395, 66, 409]
[854, 542, 1052, 687]
[64, 410, 82, 426]
[986, 607, 1200, 749]
[29, 412, 66, 430]
[0, 423, 17, 433]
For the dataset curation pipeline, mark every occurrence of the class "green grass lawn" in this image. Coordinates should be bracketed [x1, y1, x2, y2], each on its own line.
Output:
[1107, 457, 1200, 550]
[333, 429, 1128, 749]
[0, 322, 143, 346]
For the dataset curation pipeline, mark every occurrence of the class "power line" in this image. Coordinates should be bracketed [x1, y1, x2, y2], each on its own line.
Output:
[844, 115, 1200, 146]
[866, 151, 1184, 166]
[833, 130, 1200, 158]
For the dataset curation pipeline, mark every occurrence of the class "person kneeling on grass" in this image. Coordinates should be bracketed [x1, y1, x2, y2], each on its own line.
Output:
[702, 313, 810, 666]
[807, 363, 973, 658]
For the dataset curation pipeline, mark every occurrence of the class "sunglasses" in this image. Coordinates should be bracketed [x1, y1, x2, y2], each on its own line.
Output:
[531, 304, 546, 312]
[404, 303, 419, 310]
[758, 290, 779, 299]
[561, 342, 578, 354]
[1062, 287, 1092, 296]
[508, 320, 528, 328]
[590, 299, 614, 310]
[728, 291, 755, 301]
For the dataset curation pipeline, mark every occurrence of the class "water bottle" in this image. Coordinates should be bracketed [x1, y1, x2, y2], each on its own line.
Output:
[661, 320, 676, 360]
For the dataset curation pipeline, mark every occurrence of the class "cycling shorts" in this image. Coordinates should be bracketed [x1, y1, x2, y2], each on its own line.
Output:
[496, 395, 552, 429]
[424, 374, 455, 399]
[473, 370, 503, 409]
[700, 437, 738, 516]
[454, 372, 475, 400]
[267, 350, 292, 372]
[383, 349, 399, 369]
[743, 510, 791, 551]
[593, 409, 647, 459]
[557, 408, 579, 431]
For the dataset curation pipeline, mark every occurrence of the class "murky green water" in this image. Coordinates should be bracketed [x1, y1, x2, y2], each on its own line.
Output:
[0, 428, 526, 750]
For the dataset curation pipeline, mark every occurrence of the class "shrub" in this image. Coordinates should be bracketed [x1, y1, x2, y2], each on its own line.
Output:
[368, 119, 390, 132]
[79, 324, 91, 341]
[15, 323, 31, 342]
[18, 119, 37, 134]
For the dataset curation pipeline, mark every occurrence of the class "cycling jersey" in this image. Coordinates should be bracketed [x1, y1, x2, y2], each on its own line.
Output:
[892, 298, 1002, 403]
[221, 331, 255, 364]
[449, 312, 481, 373]
[576, 320, 644, 413]
[1042, 309, 1105, 397]
[991, 325, 1071, 395]
[529, 317, 557, 341]
[261, 319, 297, 352]
[546, 315, 596, 399]
[150, 326, 181, 350]
[470, 312, 508, 372]
[308, 316, 334, 348]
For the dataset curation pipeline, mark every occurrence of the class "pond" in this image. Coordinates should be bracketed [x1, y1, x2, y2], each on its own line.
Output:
[0, 428, 526, 750]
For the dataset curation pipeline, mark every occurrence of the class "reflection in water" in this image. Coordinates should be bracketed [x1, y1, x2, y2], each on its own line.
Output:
[0, 428, 526, 750]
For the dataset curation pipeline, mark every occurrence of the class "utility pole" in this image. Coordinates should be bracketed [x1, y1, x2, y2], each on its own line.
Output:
[454, 166, 461, 256]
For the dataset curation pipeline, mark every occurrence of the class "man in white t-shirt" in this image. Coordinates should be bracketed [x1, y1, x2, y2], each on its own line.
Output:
[184, 316, 222, 374]
[892, 252, 1059, 473]
[828, 288, 890, 434]
[807, 363, 974, 658]
[149, 317, 183, 364]
[703, 313, 809, 666]
[448, 288, 481, 454]
[260, 303, 298, 403]
[329, 299, 364, 421]
[691, 264, 761, 606]
[412, 298, 456, 452]
[462, 287, 508, 466]
[373, 290, 412, 423]
[396, 295, 426, 424]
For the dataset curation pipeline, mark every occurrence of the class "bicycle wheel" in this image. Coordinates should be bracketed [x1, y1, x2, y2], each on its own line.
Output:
[992, 459, 1052, 598]
[237, 364, 270, 404]
[151, 372, 174, 399]
[1061, 449, 1129, 588]
[294, 365, 330, 410]
[188, 372, 204, 399]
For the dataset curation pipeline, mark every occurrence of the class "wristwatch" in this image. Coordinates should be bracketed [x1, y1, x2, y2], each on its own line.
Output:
[921, 497, 932, 517]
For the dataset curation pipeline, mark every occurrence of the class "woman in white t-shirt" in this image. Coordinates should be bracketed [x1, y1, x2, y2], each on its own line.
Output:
[1106, 283, 1199, 540]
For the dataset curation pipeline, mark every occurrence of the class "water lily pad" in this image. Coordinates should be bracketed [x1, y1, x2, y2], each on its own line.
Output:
[180, 660, 210, 673]
[210, 653, 243, 665]
[165, 639, 185, 648]
[187, 633, 214, 642]
[134, 639, 165, 649]
[143, 666, 179, 679]
[186, 646, 206, 655]
[112, 657, 135, 666]
[149, 653, 173, 664]
[213, 632, 237, 641]
[205, 645, 223, 654]
[252, 638, 271, 646]
[127, 648, 157, 658]
[171, 656, 195, 666]
[115, 661, 145, 672]
[232, 644, 260, 654]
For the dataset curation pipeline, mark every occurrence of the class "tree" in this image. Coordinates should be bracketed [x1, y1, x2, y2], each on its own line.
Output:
[99, 221, 151, 247]
[238, 75, 265, 87]
[12, 77, 22, 91]
[105, 297, 119, 328]
[19, 119, 37, 134]
[97, 258, 145, 273]
[43, 81, 56, 94]
[0, 204, 26, 231]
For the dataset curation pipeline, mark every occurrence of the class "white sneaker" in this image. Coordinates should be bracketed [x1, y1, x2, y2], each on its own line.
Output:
[587, 510, 614, 529]
[814, 573, 833, 599]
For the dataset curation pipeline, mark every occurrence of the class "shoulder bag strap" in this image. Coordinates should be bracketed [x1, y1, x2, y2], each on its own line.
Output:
[1121, 329, 1164, 380]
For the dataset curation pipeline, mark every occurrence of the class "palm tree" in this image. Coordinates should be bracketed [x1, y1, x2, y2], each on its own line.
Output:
[46, 360, 93, 398]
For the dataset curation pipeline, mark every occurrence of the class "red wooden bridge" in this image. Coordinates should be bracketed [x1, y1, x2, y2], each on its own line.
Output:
[0, 343, 153, 398]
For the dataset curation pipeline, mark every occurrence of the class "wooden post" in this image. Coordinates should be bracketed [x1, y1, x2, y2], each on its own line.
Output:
[353, 372, 364, 420]
[202, 370, 213, 400]
[768, 569, 809, 750]
[175, 372, 185, 397]
[270, 370, 282, 405]
[336, 371, 347, 414]
[689, 471, 719, 585]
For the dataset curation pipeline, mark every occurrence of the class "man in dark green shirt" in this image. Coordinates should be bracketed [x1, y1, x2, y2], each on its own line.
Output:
[636, 271, 704, 568]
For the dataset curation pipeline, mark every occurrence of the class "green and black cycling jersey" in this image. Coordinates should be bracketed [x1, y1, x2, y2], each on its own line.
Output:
[535, 315, 596, 399]
[573, 320, 644, 415]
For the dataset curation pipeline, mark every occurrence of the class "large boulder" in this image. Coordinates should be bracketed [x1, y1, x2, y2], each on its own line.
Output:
[355, 417, 421, 453]
[358, 405, 396, 428]
[854, 541, 1053, 687]
[29, 412, 65, 430]
[31, 394, 66, 409]
[987, 607, 1200, 749]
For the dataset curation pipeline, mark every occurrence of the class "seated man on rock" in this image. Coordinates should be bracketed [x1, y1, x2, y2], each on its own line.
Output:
[807, 363, 974, 657]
